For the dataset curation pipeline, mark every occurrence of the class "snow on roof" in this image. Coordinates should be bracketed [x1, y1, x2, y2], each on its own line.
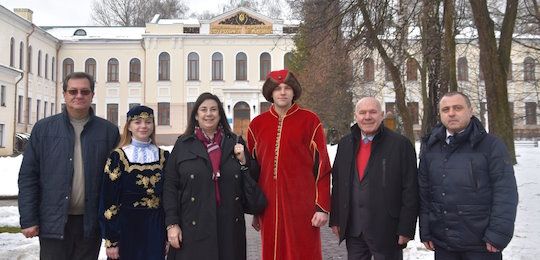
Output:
[44, 26, 145, 41]
[284, 19, 300, 26]
[157, 18, 200, 26]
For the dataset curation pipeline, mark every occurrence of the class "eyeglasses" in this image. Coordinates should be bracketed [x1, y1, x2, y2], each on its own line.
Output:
[66, 89, 92, 96]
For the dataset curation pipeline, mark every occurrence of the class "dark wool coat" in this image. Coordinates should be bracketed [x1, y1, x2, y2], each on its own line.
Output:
[418, 116, 518, 251]
[329, 124, 418, 252]
[163, 131, 250, 260]
[18, 108, 119, 239]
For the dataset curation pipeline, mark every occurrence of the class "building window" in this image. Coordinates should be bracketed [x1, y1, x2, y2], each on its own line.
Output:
[19, 42, 24, 70]
[45, 54, 49, 79]
[526, 102, 537, 125]
[260, 52, 271, 81]
[0, 124, 4, 147]
[36, 99, 41, 121]
[63, 58, 74, 81]
[158, 52, 170, 81]
[28, 46, 32, 73]
[385, 102, 396, 115]
[51, 57, 55, 81]
[363, 58, 375, 82]
[129, 103, 140, 110]
[187, 102, 195, 121]
[212, 52, 223, 81]
[0, 85, 5, 107]
[260, 102, 271, 113]
[236, 52, 247, 81]
[406, 58, 418, 81]
[158, 102, 170, 125]
[457, 57, 468, 81]
[129, 58, 141, 82]
[407, 102, 419, 124]
[187, 52, 199, 81]
[284, 52, 293, 69]
[51, 102, 55, 115]
[26, 97, 31, 124]
[524, 57, 536, 82]
[73, 29, 87, 36]
[107, 58, 119, 82]
[85, 58, 97, 79]
[38, 50, 42, 77]
[507, 59, 513, 81]
[10, 37, 15, 67]
[91, 103, 96, 112]
[44, 101, 48, 118]
[18, 95, 23, 123]
[107, 104, 118, 125]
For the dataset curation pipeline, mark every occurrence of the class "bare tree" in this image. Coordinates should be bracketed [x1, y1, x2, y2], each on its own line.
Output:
[469, 0, 518, 163]
[92, 0, 188, 26]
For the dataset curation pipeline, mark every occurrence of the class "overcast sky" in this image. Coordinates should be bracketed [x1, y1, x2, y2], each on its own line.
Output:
[0, 0, 227, 26]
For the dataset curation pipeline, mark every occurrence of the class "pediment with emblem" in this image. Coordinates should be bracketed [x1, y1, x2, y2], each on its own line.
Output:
[210, 8, 273, 35]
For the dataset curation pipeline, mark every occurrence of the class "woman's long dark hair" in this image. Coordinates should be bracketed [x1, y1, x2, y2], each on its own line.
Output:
[183, 92, 231, 136]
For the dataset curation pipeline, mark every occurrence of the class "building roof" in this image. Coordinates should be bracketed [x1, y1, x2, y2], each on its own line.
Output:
[44, 26, 145, 41]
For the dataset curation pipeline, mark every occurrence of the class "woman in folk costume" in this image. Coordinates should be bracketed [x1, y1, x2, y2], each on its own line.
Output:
[163, 92, 262, 260]
[247, 69, 332, 260]
[99, 105, 169, 260]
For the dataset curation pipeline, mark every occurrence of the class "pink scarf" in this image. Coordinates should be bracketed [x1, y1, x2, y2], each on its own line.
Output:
[195, 126, 223, 206]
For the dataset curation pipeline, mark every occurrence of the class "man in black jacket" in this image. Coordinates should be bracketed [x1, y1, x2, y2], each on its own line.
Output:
[419, 91, 518, 260]
[18, 72, 119, 260]
[330, 97, 418, 260]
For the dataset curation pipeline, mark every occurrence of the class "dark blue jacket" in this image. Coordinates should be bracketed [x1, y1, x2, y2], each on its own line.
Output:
[418, 116, 518, 251]
[18, 108, 119, 239]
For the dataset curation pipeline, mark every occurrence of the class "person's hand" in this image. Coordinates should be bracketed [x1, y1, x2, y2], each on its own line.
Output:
[234, 143, 246, 165]
[167, 225, 183, 249]
[398, 235, 411, 246]
[252, 215, 261, 231]
[106, 247, 120, 259]
[311, 212, 329, 227]
[21, 225, 39, 238]
[486, 242, 500, 252]
[330, 226, 340, 238]
[423, 241, 435, 251]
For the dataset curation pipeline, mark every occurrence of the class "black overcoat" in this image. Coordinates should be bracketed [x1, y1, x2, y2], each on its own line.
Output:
[163, 131, 249, 260]
[329, 124, 418, 252]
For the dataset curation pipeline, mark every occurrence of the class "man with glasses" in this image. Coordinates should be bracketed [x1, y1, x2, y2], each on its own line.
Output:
[18, 72, 119, 260]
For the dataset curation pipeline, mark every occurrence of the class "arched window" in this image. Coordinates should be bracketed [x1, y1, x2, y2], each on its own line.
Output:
[406, 58, 418, 81]
[236, 52, 247, 81]
[10, 37, 15, 67]
[107, 58, 119, 82]
[73, 29, 87, 36]
[158, 52, 170, 81]
[363, 58, 374, 82]
[524, 57, 536, 82]
[45, 54, 49, 79]
[85, 58, 97, 79]
[284, 52, 293, 69]
[62, 58, 74, 80]
[38, 50, 42, 76]
[188, 52, 199, 81]
[212, 52, 223, 81]
[457, 57, 468, 81]
[260, 52, 271, 80]
[27, 46, 33, 73]
[19, 42, 24, 70]
[129, 58, 141, 82]
[51, 57, 55, 81]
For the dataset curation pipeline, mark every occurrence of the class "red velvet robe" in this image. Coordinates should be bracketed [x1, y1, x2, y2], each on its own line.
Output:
[247, 103, 331, 260]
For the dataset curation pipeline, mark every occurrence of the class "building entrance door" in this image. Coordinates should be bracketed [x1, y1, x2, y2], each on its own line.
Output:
[233, 101, 250, 139]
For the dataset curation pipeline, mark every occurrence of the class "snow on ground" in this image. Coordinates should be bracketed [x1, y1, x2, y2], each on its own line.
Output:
[0, 143, 538, 259]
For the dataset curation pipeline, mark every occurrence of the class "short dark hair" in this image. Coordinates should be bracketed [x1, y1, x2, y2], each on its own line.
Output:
[62, 72, 95, 92]
[183, 92, 231, 136]
[439, 91, 472, 109]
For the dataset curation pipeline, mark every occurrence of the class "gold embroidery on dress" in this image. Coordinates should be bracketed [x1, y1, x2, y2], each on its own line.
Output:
[116, 148, 166, 173]
[104, 239, 118, 248]
[104, 205, 118, 220]
[133, 195, 160, 208]
[104, 158, 121, 181]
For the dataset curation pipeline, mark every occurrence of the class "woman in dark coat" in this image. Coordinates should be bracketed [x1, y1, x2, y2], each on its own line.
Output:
[163, 92, 257, 260]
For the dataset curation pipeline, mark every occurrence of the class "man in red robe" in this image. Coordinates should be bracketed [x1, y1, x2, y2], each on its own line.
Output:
[247, 69, 331, 260]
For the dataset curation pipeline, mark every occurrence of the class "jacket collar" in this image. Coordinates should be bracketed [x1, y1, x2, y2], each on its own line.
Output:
[62, 106, 96, 125]
[178, 131, 238, 163]
[269, 103, 300, 118]
[350, 123, 385, 143]
[426, 116, 486, 147]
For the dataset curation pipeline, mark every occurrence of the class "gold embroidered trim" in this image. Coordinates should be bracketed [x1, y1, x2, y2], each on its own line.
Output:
[272, 116, 285, 180]
[104, 158, 121, 181]
[104, 205, 118, 220]
[128, 112, 154, 121]
[104, 239, 118, 248]
[116, 148, 166, 173]
[133, 195, 160, 209]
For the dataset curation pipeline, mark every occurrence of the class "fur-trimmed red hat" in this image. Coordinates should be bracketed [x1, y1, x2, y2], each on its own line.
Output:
[262, 69, 302, 102]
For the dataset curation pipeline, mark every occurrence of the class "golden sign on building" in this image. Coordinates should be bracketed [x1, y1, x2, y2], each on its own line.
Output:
[210, 12, 272, 35]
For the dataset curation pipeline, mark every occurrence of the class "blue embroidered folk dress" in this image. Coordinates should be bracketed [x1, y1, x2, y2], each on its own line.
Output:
[99, 139, 169, 260]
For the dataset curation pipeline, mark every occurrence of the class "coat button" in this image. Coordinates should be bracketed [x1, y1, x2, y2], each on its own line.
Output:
[190, 174, 194, 179]
[441, 192, 446, 196]
[235, 196, 240, 201]
[445, 227, 449, 231]
[235, 217, 239, 222]
[191, 197, 195, 202]
[235, 174, 239, 179]
[192, 221, 196, 226]
[443, 210, 447, 214]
